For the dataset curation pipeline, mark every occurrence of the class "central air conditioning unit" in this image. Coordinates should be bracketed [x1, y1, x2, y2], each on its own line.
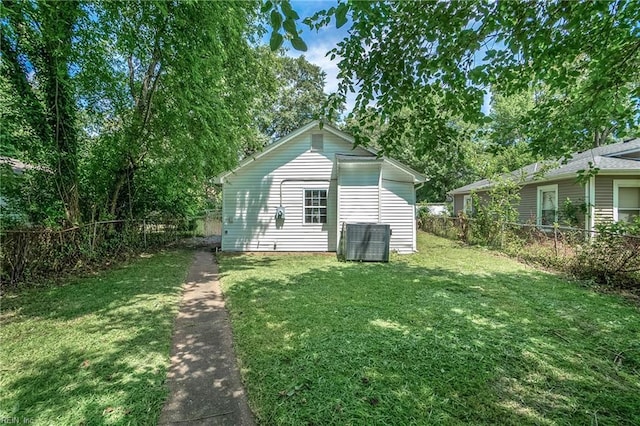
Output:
[342, 223, 391, 262]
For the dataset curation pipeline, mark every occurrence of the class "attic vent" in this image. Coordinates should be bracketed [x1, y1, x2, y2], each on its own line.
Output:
[311, 134, 324, 152]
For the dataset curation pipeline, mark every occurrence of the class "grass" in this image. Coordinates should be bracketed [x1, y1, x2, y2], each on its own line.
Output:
[0, 249, 193, 425]
[219, 233, 640, 425]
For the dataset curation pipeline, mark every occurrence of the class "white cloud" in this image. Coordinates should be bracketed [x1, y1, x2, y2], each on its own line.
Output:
[285, 38, 357, 115]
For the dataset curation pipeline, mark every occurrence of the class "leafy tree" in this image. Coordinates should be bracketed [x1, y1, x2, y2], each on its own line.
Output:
[480, 90, 538, 175]
[2, 0, 265, 224]
[306, 0, 640, 158]
[344, 105, 484, 202]
[253, 48, 330, 143]
[1, 0, 84, 224]
[343, 88, 544, 202]
[80, 0, 262, 220]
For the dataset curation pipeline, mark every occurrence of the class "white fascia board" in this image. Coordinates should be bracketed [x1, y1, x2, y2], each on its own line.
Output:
[382, 157, 428, 183]
[214, 121, 322, 184]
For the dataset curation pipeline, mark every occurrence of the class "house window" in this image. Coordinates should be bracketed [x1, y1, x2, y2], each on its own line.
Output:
[311, 134, 324, 152]
[537, 184, 558, 226]
[463, 194, 473, 215]
[304, 189, 327, 224]
[614, 180, 640, 223]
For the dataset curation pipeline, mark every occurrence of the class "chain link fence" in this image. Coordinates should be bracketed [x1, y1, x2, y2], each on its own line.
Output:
[1, 219, 184, 289]
[419, 215, 640, 286]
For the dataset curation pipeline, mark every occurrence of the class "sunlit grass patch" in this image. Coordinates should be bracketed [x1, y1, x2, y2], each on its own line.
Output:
[0, 250, 192, 425]
[219, 233, 640, 425]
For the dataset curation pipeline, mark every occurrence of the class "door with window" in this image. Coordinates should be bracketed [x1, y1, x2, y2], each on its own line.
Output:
[537, 184, 558, 226]
[614, 180, 640, 223]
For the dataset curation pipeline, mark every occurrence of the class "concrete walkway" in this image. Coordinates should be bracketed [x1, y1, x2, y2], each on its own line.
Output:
[159, 250, 255, 426]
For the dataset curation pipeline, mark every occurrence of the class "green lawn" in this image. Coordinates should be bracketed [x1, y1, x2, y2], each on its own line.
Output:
[219, 233, 640, 425]
[0, 250, 192, 425]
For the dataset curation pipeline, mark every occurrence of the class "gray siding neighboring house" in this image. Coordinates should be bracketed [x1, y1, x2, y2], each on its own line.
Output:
[214, 121, 427, 253]
[450, 138, 640, 231]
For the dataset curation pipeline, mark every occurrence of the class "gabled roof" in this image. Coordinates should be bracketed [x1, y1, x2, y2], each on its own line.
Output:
[449, 138, 640, 195]
[214, 121, 427, 184]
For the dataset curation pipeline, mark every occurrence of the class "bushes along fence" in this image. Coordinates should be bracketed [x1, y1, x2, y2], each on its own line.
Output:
[1, 219, 181, 289]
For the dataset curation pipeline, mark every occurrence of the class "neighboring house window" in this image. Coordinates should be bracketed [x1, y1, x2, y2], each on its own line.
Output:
[537, 184, 558, 226]
[614, 179, 640, 223]
[311, 134, 324, 152]
[304, 189, 327, 224]
[463, 195, 473, 215]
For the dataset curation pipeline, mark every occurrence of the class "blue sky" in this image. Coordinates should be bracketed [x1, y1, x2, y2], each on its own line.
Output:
[271, 1, 356, 111]
[266, 1, 492, 115]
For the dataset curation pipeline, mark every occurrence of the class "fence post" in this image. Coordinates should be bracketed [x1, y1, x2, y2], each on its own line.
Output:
[143, 219, 147, 249]
[501, 222, 505, 249]
[92, 222, 97, 252]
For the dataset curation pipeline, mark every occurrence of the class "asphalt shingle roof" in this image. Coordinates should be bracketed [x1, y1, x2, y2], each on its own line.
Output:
[449, 138, 640, 195]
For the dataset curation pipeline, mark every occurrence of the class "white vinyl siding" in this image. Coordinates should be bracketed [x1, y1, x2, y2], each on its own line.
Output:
[222, 128, 371, 251]
[614, 179, 640, 223]
[337, 163, 380, 225]
[380, 179, 416, 253]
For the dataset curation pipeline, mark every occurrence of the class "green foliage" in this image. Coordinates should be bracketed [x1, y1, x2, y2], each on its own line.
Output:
[307, 1, 640, 158]
[252, 48, 332, 143]
[263, 0, 307, 52]
[343, 89, 540, 203]
[1, 220, 181, 287]
[2, 1, 266, 225]
[558, 198, 587, 228]
[571, 218, 640, 287]
[1, 0, 83, 224]
[469, 179, 521, 247]
[344, 105, 486, 202]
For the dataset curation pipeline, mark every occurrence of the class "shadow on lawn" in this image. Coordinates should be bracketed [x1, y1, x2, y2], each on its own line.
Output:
[0, 251, 192, 424]
[220, 255, 640, 425]
[159, 250, 254, 425]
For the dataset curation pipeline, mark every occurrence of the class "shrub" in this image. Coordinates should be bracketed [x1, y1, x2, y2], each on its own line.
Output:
[570, 218, 640, 287]
[470, 179, 522, 248]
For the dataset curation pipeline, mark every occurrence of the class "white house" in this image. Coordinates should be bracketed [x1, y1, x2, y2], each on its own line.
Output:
[213, 121, 427, 253]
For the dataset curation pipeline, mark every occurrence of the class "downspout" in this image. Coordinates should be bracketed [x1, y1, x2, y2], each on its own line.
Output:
[378, 163, 383, 223]
[414, 182, 425, 252]
[589, 176, 596, 237]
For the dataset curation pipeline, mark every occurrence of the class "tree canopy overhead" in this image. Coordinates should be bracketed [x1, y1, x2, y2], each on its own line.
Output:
[307, 0, 640, 157]
[252, 48, 331, 143]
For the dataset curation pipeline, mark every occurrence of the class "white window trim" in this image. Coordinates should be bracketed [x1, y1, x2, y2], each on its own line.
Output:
[536, 184, 558, 226]
[303, 188, 328, 225]
[613, 179, 640, 222]
[463, 194, 473, 215]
